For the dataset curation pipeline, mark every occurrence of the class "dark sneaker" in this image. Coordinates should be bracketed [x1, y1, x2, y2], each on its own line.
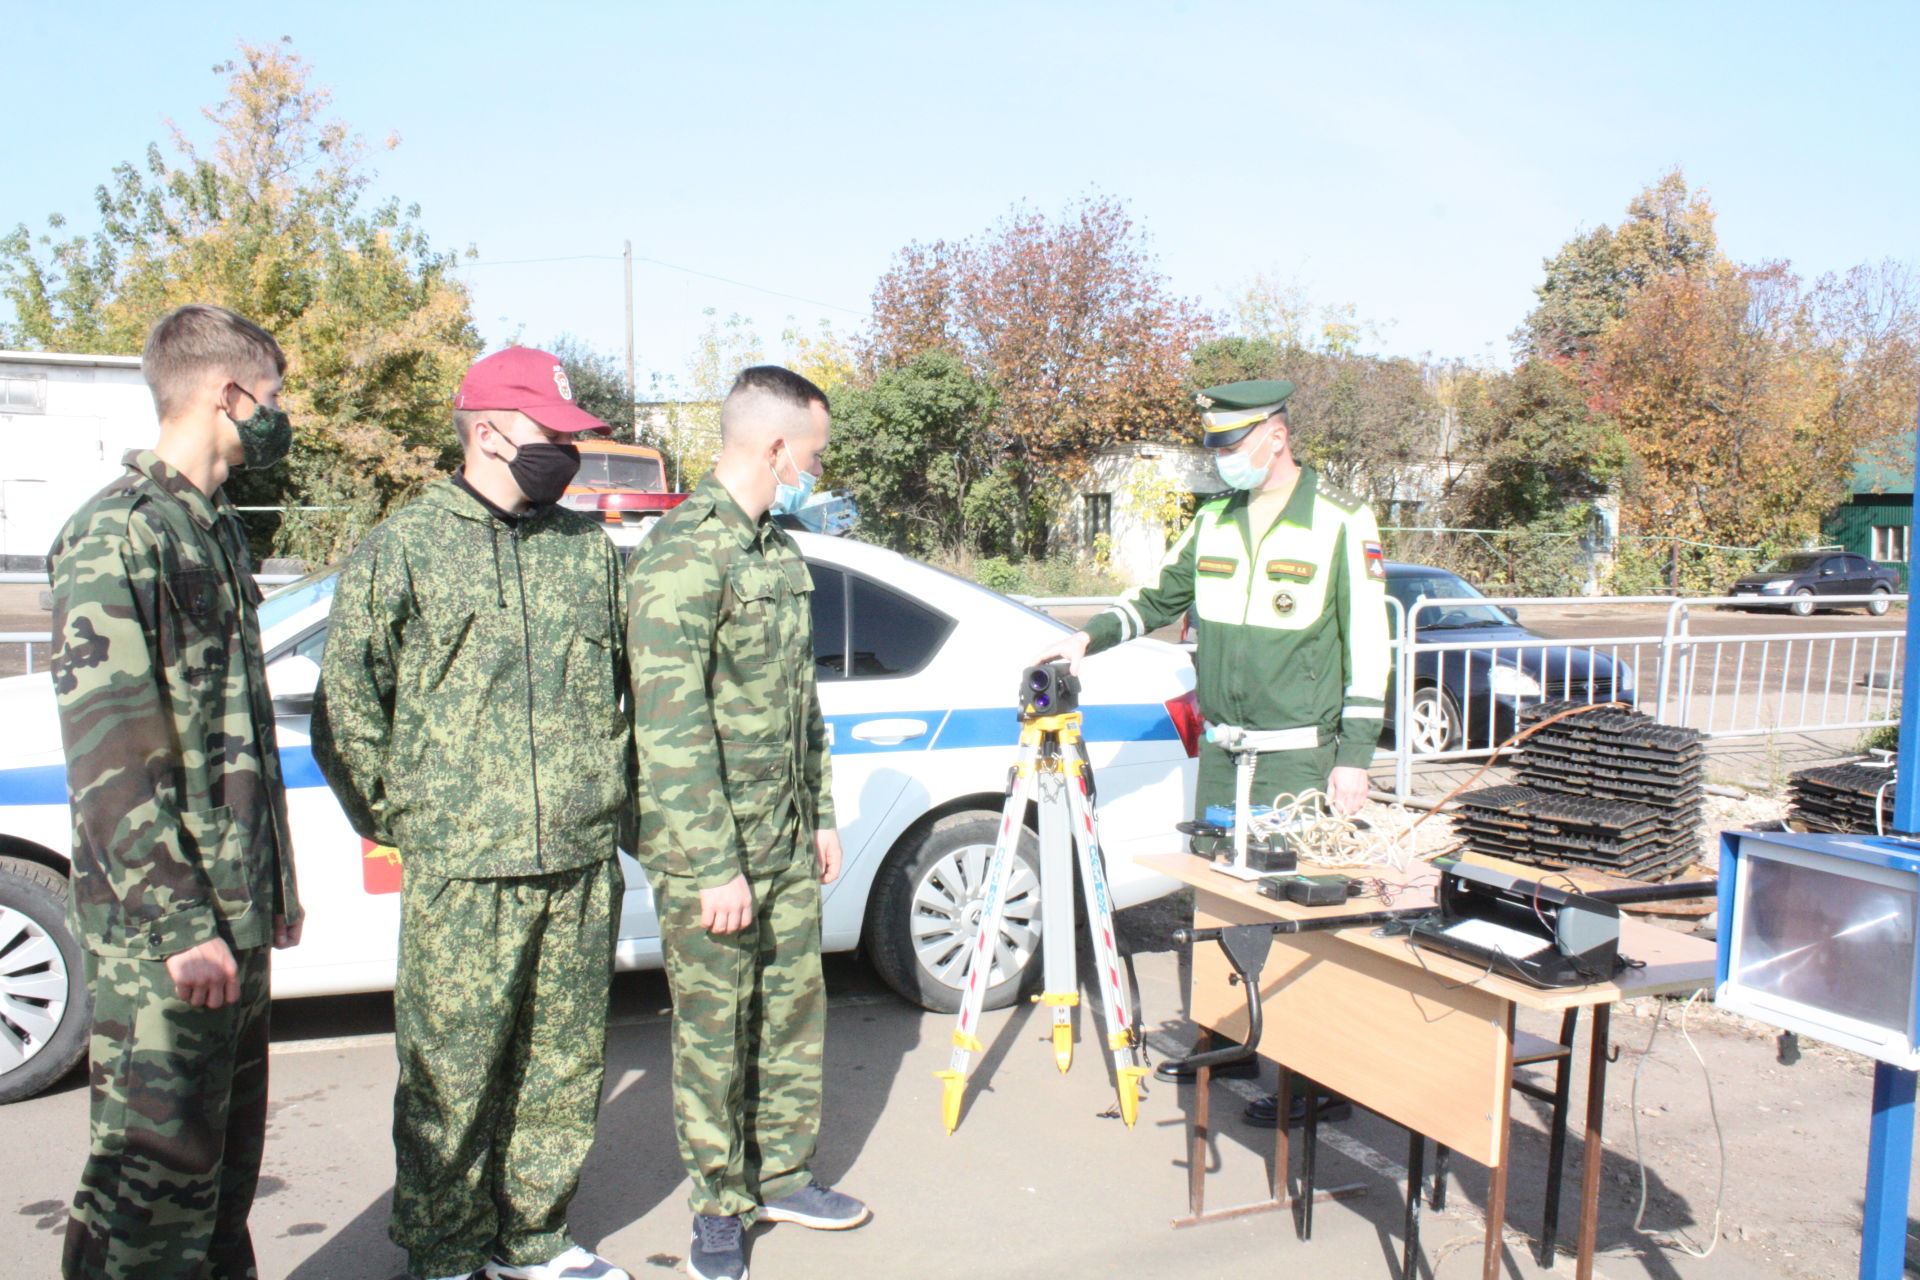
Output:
[486, 1247, 632, 1280]
[760, 1181, 871, 1230]
[1243, 1092, 1354, 1128]
[688, 1215, 747, 1280]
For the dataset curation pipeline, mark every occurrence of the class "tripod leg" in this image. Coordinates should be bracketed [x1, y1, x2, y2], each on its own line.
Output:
[1036, 764, 1079, 1073]
[1064, 749, 1148, 1126]
[936, 745, 1035, 1132]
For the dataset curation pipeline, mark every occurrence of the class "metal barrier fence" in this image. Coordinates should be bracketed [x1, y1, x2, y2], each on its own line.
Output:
[1020, 591, 1907, 799]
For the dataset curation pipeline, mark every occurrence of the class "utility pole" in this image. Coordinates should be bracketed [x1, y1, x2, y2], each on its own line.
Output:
[623, 240, 636, 443]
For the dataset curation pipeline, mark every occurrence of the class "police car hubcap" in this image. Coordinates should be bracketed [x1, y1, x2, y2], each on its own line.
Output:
[914, 842, 1041, 989]
[0, 905, 69, 1071]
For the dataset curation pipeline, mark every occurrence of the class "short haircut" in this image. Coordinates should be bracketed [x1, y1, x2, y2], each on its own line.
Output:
[142, 304, 286, 421]
[719, 365, 829, 446]
[453, 408, 489, 448]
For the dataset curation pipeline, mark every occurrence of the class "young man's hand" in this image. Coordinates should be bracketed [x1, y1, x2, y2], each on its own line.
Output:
[700, 875, 755, 935]
[1028, 629, 1092, 677]
[815, 828, 843, 884]
[273, 915, 304, 949]
[166, 938, 240, 1009]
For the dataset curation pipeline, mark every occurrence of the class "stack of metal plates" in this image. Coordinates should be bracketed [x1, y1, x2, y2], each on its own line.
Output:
[1447, 704, 1707, 880]
[1788, 762, 1897, 833]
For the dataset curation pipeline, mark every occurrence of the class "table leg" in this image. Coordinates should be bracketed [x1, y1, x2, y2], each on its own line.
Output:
[1482, 1005, 1516, 1280]
[1404, 1130, 1426, 1278]
[1188, 1031, 1213, 1220]
[1574, 1002, 1612, 1280]
[1301, 1078, 1321, 1241]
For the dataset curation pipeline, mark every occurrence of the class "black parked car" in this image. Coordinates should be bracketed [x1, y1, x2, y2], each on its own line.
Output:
[1383, 562, 1635, 755]
[1727, 552, 1898, 617]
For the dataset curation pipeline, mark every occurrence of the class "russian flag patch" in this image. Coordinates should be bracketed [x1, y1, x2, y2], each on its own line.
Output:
[1364, 541, 1386, 580]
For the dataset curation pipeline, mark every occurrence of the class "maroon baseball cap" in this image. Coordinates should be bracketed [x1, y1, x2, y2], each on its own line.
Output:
[454, 347, 609, 433]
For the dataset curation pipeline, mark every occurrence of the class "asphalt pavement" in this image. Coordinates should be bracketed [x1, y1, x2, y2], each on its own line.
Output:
[0, 944, 1838, 1280]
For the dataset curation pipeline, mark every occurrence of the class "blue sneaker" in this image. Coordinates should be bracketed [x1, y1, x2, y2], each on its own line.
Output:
[760, 1181, 871, 1230]
[689, 1214, 747, 1280]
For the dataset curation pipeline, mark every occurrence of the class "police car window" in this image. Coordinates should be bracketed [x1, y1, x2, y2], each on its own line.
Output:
[846, 575, 953, 680]
[808, 563, 849, 680]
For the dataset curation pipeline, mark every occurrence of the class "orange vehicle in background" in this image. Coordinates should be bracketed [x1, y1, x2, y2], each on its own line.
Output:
[560, 439, 688, 548]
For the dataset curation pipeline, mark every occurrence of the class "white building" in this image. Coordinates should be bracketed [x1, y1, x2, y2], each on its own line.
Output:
[0, 351, 155, 566]
[1076, 442, 1226, 581]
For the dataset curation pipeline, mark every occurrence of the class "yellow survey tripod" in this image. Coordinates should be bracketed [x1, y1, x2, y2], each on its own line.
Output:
[935, 662, 1150, 1133]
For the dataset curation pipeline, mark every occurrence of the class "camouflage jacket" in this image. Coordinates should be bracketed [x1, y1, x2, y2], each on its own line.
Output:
[48, 450, 300, 959]
[626, 472, 834, 889]
[311, 479, 631, 879]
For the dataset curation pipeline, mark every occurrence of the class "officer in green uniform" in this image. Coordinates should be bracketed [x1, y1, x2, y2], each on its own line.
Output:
[311, 348, 632, 1280]
[1033, 379, 1390, 1115]
[626, 366, 869, 1280]
[49, 304, 304, 1280]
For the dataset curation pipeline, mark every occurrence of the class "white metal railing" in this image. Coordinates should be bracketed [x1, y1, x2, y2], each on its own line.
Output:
[1019, 591, 1909, 800]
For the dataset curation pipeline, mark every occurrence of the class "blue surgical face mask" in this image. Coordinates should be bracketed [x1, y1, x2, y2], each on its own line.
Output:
[1214, 444, 1269, 491]
[769, 443, 819, 516]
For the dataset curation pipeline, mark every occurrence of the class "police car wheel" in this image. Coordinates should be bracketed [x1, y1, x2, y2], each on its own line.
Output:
[863, 812, 1043, 1014]
[1406, 684, 1462, 755]
[0, 855, 92, 1104]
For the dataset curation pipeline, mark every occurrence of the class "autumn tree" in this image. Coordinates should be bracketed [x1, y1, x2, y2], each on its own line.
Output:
[1599, 260, 1918, 551]
[1443, 359, 1630, 530]
[864, 194, 1210, 554]
[1521, 170, 1721, 367]
[0, 38, 479, 562]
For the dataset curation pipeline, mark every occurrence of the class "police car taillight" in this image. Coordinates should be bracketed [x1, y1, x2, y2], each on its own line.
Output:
[1164, 691, 1202, 758]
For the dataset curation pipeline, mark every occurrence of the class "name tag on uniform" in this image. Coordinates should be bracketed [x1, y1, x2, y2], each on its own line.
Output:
[1196, 556, 1238, 578]
[1265, 559, 1315, 582]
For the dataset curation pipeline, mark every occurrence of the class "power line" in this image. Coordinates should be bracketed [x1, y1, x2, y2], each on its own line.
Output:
[458, 252, 865, 317]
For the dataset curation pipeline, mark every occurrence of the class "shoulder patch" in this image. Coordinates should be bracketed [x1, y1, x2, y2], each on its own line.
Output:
[1364, 540, 1387, 580]
[1317, 483, 1366, 515]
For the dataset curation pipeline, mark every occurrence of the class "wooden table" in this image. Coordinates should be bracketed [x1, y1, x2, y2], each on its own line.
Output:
[1142, 851, 1717, 1280]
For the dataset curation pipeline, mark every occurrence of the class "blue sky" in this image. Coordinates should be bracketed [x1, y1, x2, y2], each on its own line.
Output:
[6, 1, 1917, 394]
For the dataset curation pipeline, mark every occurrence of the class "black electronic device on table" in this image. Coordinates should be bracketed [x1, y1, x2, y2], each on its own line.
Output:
[1407, 859, 1622, 988]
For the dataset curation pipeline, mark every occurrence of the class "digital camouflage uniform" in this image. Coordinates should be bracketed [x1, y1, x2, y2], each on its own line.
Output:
[626, 471, 834, 1221]
[310, 478, 629, 1279]
[48, 449, 301, 1280]
[1083, 467, 1392, 814]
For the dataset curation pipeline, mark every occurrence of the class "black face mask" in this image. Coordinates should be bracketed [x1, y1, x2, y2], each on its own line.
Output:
[228, 385, 293, 470]
[506, 440, 581, 507]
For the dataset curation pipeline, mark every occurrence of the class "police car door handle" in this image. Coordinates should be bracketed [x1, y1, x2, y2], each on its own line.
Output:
[850, 718, 929, 746]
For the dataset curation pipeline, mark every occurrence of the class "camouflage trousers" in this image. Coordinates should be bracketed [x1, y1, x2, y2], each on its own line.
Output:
[63, 945, 272, 1280]
[391, 859, 618, 1279]
[1195, 737, 1338, 821]
[651, 846, 824, 1219]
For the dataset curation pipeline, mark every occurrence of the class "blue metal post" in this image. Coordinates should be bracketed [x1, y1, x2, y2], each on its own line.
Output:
[1862, 401, 1920, 1279]
[1863, 1062, 1916, 1279]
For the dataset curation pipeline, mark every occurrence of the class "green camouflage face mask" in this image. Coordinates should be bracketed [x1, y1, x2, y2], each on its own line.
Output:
[230, 385, 293, 470]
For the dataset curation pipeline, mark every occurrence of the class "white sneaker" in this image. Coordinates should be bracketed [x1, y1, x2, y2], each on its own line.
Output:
[485, 1247, 633, 1280]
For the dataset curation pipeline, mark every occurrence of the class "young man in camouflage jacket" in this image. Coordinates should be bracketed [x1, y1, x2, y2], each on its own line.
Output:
[627, 365, 869, 1280]
[48, 304, 304, 1280]
[312, 348, 632, 1280]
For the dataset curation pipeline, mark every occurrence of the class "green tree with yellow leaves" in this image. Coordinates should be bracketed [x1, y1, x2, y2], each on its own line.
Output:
[1, 38, 479, 561]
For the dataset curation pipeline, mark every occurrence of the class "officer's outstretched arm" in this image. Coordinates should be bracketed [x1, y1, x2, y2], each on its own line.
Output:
[1082, 511, 1204, 658]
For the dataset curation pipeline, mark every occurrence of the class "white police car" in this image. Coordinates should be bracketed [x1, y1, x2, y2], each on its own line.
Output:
[0, 533, 1198, 1102]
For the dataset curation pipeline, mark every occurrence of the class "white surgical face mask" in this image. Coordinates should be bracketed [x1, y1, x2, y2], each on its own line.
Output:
[1214, 432, 1272, 490]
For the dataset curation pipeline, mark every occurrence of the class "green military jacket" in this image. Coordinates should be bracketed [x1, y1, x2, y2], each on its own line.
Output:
[1084, 467, 1391, 769]
[48, 450, 301, 959]
[626, 472, 834, 890]
[311, 479, 630, 879]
